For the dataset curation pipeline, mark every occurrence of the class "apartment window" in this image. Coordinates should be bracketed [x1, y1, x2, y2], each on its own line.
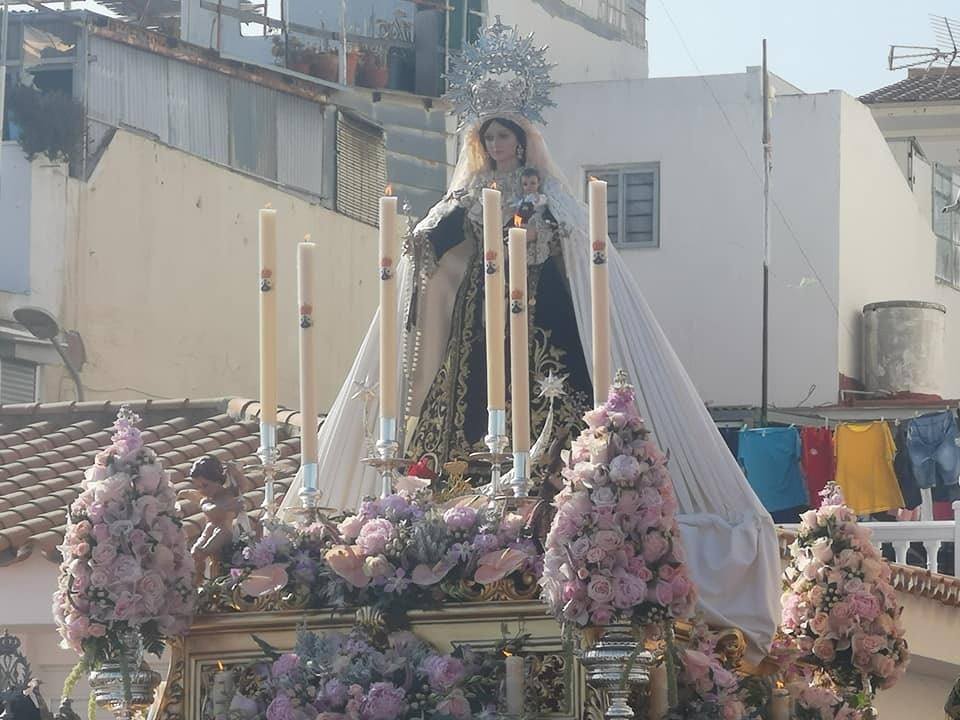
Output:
[240, 0, 282, 37]
[0, 358, 37, 405]
[933, 163, 960, 288]
[598, 0, 647, 47]
[585, 163, 660, 248]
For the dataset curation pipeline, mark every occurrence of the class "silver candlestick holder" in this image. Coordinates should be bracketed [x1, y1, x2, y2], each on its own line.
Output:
[511, 450, 530, 499]
[470, 409, 510, 500]
[257, 421, 280, 525]
[297, 461, 320, 519]
[362, 417, 413, 497]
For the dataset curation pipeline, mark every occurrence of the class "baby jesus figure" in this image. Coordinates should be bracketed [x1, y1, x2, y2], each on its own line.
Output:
[516, 166, 548, 223]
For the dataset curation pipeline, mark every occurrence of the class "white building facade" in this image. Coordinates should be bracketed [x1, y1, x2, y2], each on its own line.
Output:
[543, 70, 960, 409]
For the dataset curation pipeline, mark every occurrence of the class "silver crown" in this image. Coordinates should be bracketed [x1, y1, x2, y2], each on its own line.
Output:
[444, 17, 557, 128]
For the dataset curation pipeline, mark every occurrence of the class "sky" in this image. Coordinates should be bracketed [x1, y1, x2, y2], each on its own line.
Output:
[646, 0, 960, 97]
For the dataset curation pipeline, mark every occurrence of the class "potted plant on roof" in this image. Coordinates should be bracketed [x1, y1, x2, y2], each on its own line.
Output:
[378, 10, 414, 92]
[54, 408, 195, 720]
[358, 41, 389, 89]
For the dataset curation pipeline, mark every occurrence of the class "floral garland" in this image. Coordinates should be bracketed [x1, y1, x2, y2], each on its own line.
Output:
[665, 625, 755, 720]
[53, 408, 195, 668]
[539, 375, 696, 628]
[780, 483, 908, 702]
[221, 478, 536, 612]
[788, 682, 869, 720]
[225, 624, 506, 720]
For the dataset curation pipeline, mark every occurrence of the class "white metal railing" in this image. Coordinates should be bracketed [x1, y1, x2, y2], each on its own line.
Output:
[780, 500, 960, 577]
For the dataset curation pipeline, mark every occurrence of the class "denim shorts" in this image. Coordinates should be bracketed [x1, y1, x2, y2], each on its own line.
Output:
[906, 411, 960, 489]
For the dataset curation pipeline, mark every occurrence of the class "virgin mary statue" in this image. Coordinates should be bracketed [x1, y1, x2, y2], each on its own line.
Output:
[283, 20, 781, 658]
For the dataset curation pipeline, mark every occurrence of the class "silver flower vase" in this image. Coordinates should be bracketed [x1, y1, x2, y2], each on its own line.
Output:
[88, 630, 161, 720]
[578, 624, 655, 720]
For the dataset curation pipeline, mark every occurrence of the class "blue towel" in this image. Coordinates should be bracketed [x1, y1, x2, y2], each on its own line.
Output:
[738, 427, 809, 513]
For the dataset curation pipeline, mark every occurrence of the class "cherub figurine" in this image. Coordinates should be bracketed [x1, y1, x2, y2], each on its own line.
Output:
[178, 456, 251, 578]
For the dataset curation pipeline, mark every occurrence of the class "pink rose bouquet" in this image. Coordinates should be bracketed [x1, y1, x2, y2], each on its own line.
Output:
[53, 408, 195, 671]
[665, 625, 755, 720]
[540, 375, 696, 629]
[781, 483, 908, 702]
[230, 624, 506, 720]
[789, 682, 870, 720]
[319, 487, 533, 611]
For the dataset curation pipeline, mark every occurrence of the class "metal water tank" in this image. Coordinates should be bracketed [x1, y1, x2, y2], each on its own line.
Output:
[862, 300, 946, 396]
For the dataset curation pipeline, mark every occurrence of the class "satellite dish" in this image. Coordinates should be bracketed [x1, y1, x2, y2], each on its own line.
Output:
[12, 306, 61, 341]
[889, 15, 960, 80]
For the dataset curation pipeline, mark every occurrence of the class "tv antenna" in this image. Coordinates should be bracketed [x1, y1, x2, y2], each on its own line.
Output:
[889, 14, 960, 78]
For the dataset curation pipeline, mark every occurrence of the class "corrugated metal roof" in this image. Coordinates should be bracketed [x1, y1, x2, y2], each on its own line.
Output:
[87, 36, 127, 128]
[121, 41, 170, 141]
[277, 94, 324, 196]
[167, 59, 229, 165]
[229, 77, 278, 180]
[86, 34, 329, 193]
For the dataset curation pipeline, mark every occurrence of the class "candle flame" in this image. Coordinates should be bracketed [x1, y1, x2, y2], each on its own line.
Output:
[217, 661, 225, 671]
[304, 233, 312, 242]
[264, 202, 273, 209]
[384, 184, 394, 197]
[503, 650, 513, 657]
[776, 681, 784, 689]
[491, 181, 498, 190]
[589, 176, 598, 183]
[513, 214, 523, 228]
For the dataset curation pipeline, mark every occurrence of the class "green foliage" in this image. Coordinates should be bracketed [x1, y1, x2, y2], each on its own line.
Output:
[8, 83, 84, 164]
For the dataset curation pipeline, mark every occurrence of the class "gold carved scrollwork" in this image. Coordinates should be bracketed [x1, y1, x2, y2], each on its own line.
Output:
[196, 580, 311, 614]
[154, 640, 186, 720]
[527, 653, 571, 714]
[714, 628, 747, 670]
[439, 573, 540, 602]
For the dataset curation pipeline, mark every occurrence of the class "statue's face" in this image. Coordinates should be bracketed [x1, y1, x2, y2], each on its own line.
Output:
[482, 120, 519, 165]
[192, 475, 222, 499]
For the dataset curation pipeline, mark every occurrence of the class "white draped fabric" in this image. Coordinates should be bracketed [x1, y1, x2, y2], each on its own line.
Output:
[282, 117, 781, 659]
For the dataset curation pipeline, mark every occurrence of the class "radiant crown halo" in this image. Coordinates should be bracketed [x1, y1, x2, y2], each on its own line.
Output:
[444, 16, 557, 128]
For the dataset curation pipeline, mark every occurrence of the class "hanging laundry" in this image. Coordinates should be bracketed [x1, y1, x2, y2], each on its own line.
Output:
[737, 427, 808, 514]
[932, 482, 960, 520]
[834, 422, 904, 515]
[718, 426, 740, 461]
[800, 426, 834, 508]
[905, 410, 960, 492]
[892, 422, 922, 511]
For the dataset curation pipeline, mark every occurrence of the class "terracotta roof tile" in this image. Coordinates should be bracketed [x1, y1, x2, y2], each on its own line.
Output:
[861, 69, 960, 104]
[0, 398, 302, 565]
[0, 422, 55, 449]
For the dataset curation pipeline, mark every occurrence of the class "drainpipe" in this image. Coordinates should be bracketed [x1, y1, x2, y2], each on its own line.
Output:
[0, 0, 9, 201]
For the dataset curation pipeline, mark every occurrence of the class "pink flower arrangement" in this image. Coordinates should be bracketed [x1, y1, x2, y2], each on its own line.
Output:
[319, 488, 533, 610]
[780, 483, 908, 703]
[53, 408, 195, 663]
[540, 376, 696, 628]
[789, 682, 868, 720]
[665, 625, 753, 720]
[231, 624, 506, 720]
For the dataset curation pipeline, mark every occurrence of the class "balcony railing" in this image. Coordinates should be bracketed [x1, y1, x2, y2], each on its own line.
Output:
[780, 500, 960, 577]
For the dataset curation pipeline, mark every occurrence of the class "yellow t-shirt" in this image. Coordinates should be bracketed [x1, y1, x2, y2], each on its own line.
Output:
[834, 422, 905, 514]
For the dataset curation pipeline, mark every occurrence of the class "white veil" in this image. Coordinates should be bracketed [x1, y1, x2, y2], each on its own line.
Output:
[282, 117, 781, 659]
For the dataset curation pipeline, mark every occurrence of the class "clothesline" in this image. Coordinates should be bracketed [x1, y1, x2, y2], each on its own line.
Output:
[716, 409, 960, 531]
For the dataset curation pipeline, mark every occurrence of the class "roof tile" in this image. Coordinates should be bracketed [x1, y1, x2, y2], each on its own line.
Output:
[861, 69, 960, 104]
[0, 398, 302, 565]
